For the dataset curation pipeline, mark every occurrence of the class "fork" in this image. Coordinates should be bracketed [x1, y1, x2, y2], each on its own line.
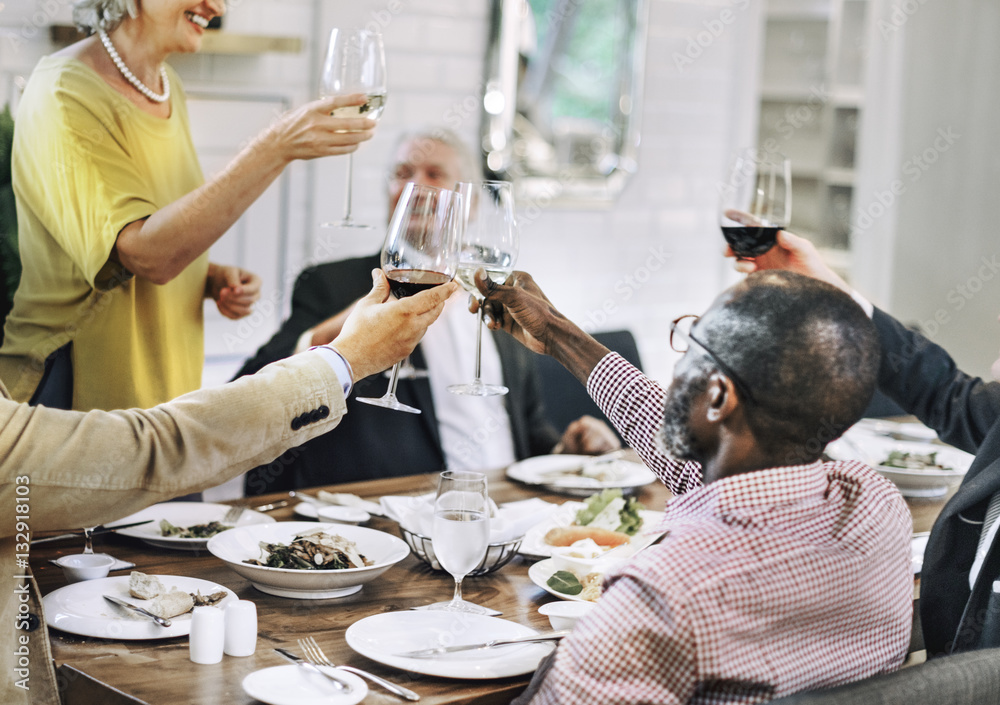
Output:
[222, 505, 245, 524]
[298, 636, 420, 701]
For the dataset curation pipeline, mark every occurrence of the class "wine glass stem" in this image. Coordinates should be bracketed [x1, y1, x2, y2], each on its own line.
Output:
[84, 528, 94, 555]
[343, 153, 355, 224]
[472, 306, 485, 384]
[451, 575, 465, 604]
[385, 361, 402, 398]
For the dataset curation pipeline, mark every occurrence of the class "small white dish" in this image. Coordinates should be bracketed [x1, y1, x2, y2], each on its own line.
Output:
[316, 505, 370, 525]
[242, 664, 367, 705]
[538, 601, 595, 630]
[549, 541, 607, 575]
[53, 553, 116, 583]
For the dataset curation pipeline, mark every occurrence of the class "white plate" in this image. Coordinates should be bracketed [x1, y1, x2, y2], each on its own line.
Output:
[507, 455, 657, 496]
[855, 418, 939, 442]
[912, 532, 929, 574]
[528, 558, 603, 603]
[293, 502, 321, 519]
[826, 435, 973, 497]
[42, 574, 236, 640]
[106, 502, 275, 551]
[207, 522, 409, 599]
[519, 501, 664, 559]
[242, 665, 367, 705]
[345, 611, 555, 679]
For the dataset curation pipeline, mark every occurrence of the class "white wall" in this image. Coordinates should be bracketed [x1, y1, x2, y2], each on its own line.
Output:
[0, 0, 764, 388]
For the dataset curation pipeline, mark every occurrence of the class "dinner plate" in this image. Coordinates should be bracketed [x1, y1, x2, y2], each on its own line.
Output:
[242, 665, 367, 705]
[106, 502, 275, 551]
[344, 611, 555, 679]
[518, 501, 664, 559]
[42, 574, 236, 640]
[528, 558, 602, 603]
[506, 454, 657, 496]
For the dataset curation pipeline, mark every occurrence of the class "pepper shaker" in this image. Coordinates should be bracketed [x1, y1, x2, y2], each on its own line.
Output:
[224, 599, 258, 657]
[189, 606, 224, 664]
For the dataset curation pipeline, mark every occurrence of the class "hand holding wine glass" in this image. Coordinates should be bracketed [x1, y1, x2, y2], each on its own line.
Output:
[320, 28, 387, 229]
[448, 181, 519, 397]
[719, 148, 791, 259]
[426, 470, 493, 614]
[355, 183, 463, 414]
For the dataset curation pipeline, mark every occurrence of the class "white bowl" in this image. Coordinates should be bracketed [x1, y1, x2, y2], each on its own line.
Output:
[538, 601, 595, 630]
[549, 540, 608, 576]
[207, 522, 409, 599]
[315, 505, 370, 525]
[53, 553, 116, 583]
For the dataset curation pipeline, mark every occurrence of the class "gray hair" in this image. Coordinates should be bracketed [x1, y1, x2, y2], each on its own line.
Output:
[390, 127, 481, 183]
[72, 0, 138, 33]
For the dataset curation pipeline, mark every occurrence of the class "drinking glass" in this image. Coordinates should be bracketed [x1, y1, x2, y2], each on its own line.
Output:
[719, 148, 791, 258]
[356, 183, 463, 414]
[447, 181, 519, 396]
[426, 470, 492, 614]
[320, 28, 387, 229]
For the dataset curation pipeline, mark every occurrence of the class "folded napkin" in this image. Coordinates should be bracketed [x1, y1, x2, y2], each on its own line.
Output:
[380, 494, 557, 543]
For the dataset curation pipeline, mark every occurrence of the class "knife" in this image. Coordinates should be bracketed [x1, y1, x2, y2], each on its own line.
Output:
[102, 594, 172, 628]
[396, 629, 570, 658]
[31, 519, 155, 545]
[273, 648, 353, 692]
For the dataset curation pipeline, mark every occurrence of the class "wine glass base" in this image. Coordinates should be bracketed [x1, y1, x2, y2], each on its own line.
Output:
[419, 599, 498, 615]
[356, 395, 422, 414]
[447, 382, 509, 397]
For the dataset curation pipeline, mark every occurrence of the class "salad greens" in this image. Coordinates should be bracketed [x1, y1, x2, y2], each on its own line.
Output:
[574, 488, 645, 536]
[546, 570, 583, 596]
[159, 519, 231, 539]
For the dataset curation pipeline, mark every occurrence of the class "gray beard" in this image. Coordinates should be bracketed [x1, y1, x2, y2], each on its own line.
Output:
[659, 377, 698, 462]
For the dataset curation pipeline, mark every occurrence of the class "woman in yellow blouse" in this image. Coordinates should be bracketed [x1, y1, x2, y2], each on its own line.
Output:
[0, 0, 376, 411]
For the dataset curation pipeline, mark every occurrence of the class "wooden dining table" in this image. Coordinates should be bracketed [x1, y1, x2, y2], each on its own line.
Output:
[31, 464, 949, 705]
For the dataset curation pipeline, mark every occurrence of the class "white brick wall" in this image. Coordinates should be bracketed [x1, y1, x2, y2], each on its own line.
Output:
[0, 0, 762, 387]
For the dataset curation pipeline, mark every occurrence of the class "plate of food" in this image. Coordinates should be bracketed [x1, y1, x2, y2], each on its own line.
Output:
[827, 437, 973, 497]
[345, 610, 555, 679]
[206, 522, 408, 599]
[43, 571, 235, 640]
[529, 558, 612, 603]
[519, 489, 663, 559]
[506, 453, 657, 496]
[106, 502, 275, 551]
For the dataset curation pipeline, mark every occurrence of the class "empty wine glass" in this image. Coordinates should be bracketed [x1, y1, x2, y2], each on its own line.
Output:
[448, 181, 519, 396]
[426, 470, 492, 614]
[320, 28, 387, 229]
[719, 148, 791, 259]
[356, 183, 463, 414]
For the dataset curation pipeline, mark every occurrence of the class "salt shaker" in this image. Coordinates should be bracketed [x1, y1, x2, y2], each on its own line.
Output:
[189, 606, 224, 664]
[224, 600, 258, 657]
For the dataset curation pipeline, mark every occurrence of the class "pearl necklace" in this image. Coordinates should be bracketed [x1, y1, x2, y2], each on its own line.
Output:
[97, 29, 170, 104]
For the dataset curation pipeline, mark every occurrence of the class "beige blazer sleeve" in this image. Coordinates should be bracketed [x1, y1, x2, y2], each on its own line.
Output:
[1, 350, 350, 705]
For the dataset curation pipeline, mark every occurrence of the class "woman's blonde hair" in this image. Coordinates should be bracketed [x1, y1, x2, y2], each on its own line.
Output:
[72, 0, 139, 33]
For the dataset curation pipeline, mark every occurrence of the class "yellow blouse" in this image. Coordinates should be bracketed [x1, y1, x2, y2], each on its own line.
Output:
[0, 56, 208, 411]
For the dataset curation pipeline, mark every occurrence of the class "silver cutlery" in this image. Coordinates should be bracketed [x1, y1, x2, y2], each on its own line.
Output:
[31, 519, 155, 545]
[222, 505, 245, 523]
[397, 629, 570, 658]
[273, 648, 353, 693]
[299, 636, 420, 701]
[102, 595, 171, 628]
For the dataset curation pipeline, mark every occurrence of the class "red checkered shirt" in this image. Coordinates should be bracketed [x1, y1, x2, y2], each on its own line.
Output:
[525, 354, 913, 705]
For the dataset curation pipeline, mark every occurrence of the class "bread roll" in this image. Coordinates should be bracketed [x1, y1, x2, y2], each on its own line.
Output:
[128, 571, 164, 600]
[544, 526, 631, 548]
[148, 589, 195, 619]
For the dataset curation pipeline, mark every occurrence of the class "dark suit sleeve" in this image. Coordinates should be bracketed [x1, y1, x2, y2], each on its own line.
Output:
[496, 333, 561, 458]
[873, 307, 1000, 454]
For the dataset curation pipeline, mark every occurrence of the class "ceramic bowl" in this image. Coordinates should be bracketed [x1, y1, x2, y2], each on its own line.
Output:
[54, 553, 116, 583]
[538, 601, 595, 630]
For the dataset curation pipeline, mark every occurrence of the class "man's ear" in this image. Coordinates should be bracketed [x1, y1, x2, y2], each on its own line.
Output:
[705, 372, 739, 423]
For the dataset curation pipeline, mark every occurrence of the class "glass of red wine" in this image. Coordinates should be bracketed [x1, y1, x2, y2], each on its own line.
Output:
[719, 148, 791, 259]
[355, 183, 463, 414]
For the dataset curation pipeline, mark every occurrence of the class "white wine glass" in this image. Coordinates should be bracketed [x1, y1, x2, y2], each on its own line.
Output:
[447, 181, 519, 396]
[719, 148, 791, 259]
[426, 470, 492, 614]
[320, 28, 387, 230]
[356, 183, 463, 414]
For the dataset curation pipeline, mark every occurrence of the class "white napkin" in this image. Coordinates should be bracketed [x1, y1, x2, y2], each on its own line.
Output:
[380, 494, 557, 543]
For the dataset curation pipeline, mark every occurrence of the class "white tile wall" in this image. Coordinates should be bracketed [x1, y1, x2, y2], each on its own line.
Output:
[0, 0, 762, 388]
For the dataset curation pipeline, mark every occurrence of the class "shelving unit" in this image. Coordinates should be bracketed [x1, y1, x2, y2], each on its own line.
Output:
[757, 0, 870, 277]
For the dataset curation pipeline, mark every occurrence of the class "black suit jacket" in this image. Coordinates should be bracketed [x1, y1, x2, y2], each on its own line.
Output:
[873, 307, 1000, 655]
[236, 254, 560, 494]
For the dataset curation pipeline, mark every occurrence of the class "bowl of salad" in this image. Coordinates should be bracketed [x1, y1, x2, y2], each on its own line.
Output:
[207, 522, 409, 599]
[873, 442, 974, 497]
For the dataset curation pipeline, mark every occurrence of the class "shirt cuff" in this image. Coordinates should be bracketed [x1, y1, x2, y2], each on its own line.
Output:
[294, 328, 316, 355]
[311, 345, 353, 397]
[850, 289, 874, 318]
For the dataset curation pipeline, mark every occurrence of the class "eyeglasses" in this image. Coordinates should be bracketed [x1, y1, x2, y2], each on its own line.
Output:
[669, 314, 758, 406]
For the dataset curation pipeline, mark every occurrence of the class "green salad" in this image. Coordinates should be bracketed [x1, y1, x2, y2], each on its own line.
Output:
[575, 488, 645, 536]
